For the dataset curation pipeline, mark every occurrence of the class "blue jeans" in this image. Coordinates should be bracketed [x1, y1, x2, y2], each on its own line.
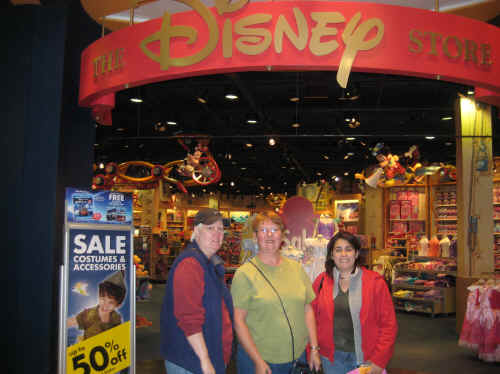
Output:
[320, 351, 357, 374]
[165, 360, 194, 374]
[237, 345, 307, 374]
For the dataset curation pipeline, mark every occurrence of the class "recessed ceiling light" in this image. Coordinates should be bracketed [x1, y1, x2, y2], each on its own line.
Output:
[197, 96, 207, 104]
[425, 136, 436, 140]
[246, 119, 258, 124]
[116, 127, 125, 132]
[289, 97, 300, 102]
[291, 122, 301, 128]
[230, 181, 235, 187]
[167, 121, 177, 126]
[130, 97, 143, 103]
[344, 155, 349, 159]
[245, 143, 253, 148]
[344, 172, 349, 176]
[268, 137, 277, 146]
[225, 93, 238, 100]
[441, 116, 453, 121]
[323, 155, 329, 160]
[240, 167, 247, 170]
[316, 172, 322, 176]
[346, 137, 356, 141]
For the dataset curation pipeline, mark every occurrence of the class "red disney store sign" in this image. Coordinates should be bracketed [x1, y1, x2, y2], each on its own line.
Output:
[79, 1, 500, 123]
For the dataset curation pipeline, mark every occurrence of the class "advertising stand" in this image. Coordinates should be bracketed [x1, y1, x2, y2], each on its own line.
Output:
[59, 188, 135, 374]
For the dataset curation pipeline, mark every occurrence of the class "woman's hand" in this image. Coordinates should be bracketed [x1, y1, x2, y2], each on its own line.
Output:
[200, 357, 216, 374]
[309, 350, 322, 372]
[369, 363, 384, 374]
[255, 359, 272, 374]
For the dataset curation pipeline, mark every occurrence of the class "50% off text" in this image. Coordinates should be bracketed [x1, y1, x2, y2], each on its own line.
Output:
[71, 339, 127, 374]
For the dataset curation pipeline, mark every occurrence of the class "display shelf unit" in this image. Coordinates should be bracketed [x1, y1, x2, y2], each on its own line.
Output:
[392, 257, 456, 317]
[493, 181, 500, 273]
[383, 185, 428, 258]
[430, 183, 457, 237]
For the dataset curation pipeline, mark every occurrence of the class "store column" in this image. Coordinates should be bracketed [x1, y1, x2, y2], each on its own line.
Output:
[455, 96, 495, 332]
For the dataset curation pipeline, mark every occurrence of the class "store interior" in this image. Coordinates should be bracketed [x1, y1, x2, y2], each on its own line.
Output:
[91, 68, 500, 374]
[83, 1, 500, 373]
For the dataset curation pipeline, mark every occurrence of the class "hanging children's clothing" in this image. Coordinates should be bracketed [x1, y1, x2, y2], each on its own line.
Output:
[459, 281, 500, 362]
[428, 236, 440, 257]
[417, 236, 429, 257]
[316, 215, 337, 240]
[439, 235, 451, 258]
[449, 236, 457, 258]
[303, 235, 328, 281]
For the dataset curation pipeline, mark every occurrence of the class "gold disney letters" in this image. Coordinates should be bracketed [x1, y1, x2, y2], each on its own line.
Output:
[140, 0, 384, 88]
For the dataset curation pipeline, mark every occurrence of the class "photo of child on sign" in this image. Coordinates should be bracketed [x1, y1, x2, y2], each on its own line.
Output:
[67, 270, 127, 343]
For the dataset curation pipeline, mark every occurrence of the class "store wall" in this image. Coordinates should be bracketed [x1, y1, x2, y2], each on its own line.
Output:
[5, 3, 100, 374]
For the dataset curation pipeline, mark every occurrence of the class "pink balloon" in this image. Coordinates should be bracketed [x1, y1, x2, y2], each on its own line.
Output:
[280, 196, 317, 239]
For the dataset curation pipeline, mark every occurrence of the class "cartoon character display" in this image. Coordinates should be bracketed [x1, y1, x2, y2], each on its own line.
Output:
[92, 136, 221, 193]
[356, 143, 456, 188]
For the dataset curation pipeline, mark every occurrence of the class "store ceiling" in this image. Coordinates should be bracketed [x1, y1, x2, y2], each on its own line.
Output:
[85, 1, 500, 196]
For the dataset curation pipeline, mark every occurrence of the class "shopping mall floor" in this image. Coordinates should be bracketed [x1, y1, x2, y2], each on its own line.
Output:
[135, 283, 498, 374]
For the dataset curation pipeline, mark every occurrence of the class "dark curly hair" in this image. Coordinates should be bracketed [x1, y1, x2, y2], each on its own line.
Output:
[325, 231, 361, 278]
[99, 281, 126, 305]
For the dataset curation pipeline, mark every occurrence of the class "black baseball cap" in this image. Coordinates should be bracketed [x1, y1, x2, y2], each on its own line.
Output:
[194, 208, 223, 226]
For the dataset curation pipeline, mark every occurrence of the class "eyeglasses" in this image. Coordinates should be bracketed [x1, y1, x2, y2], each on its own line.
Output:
[257, 228, 281, 234]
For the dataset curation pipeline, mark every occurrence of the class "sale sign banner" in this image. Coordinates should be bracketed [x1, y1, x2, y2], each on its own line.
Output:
[60, 188, 135, 374]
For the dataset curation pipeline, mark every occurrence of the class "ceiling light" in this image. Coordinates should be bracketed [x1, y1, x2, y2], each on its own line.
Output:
[230, 181, 235, 187]
[346, 137, 356, 141]
[441, 116, 453, 121]
[191, 193, 196, 198]
[467, 90, 474, 95]
[219, 182, 224, 186]
[225, 93, 238, 100]
[94, 143, 99, 147]
[323, 155, 329, 160]
[245, 143, 253, 148]
[291, 122, 301, 128]
[316, 172, 322, 176]
[246, 119, 258, 124]
[116, 127, 125, 132]
[425, 136, 436, 140]
[281, 165, 287, 169]
[347, 152, 354, 156]
[445, 141, 453, 146]
[289, 97, 300, 102]
[240, 167, 247, 170]
[166, 121, 177, 126]
[130, 97, 143, 103]
[335, 176, 340, 182]
[344, 155, 349, 159]
[197, 96, 207, 104]
[344, 172, 349, 176]
[268, 137, 277, 147]
[99, 163, 105, 169]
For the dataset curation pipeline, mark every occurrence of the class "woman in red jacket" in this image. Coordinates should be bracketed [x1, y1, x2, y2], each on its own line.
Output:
[312, 231, 397, 374]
